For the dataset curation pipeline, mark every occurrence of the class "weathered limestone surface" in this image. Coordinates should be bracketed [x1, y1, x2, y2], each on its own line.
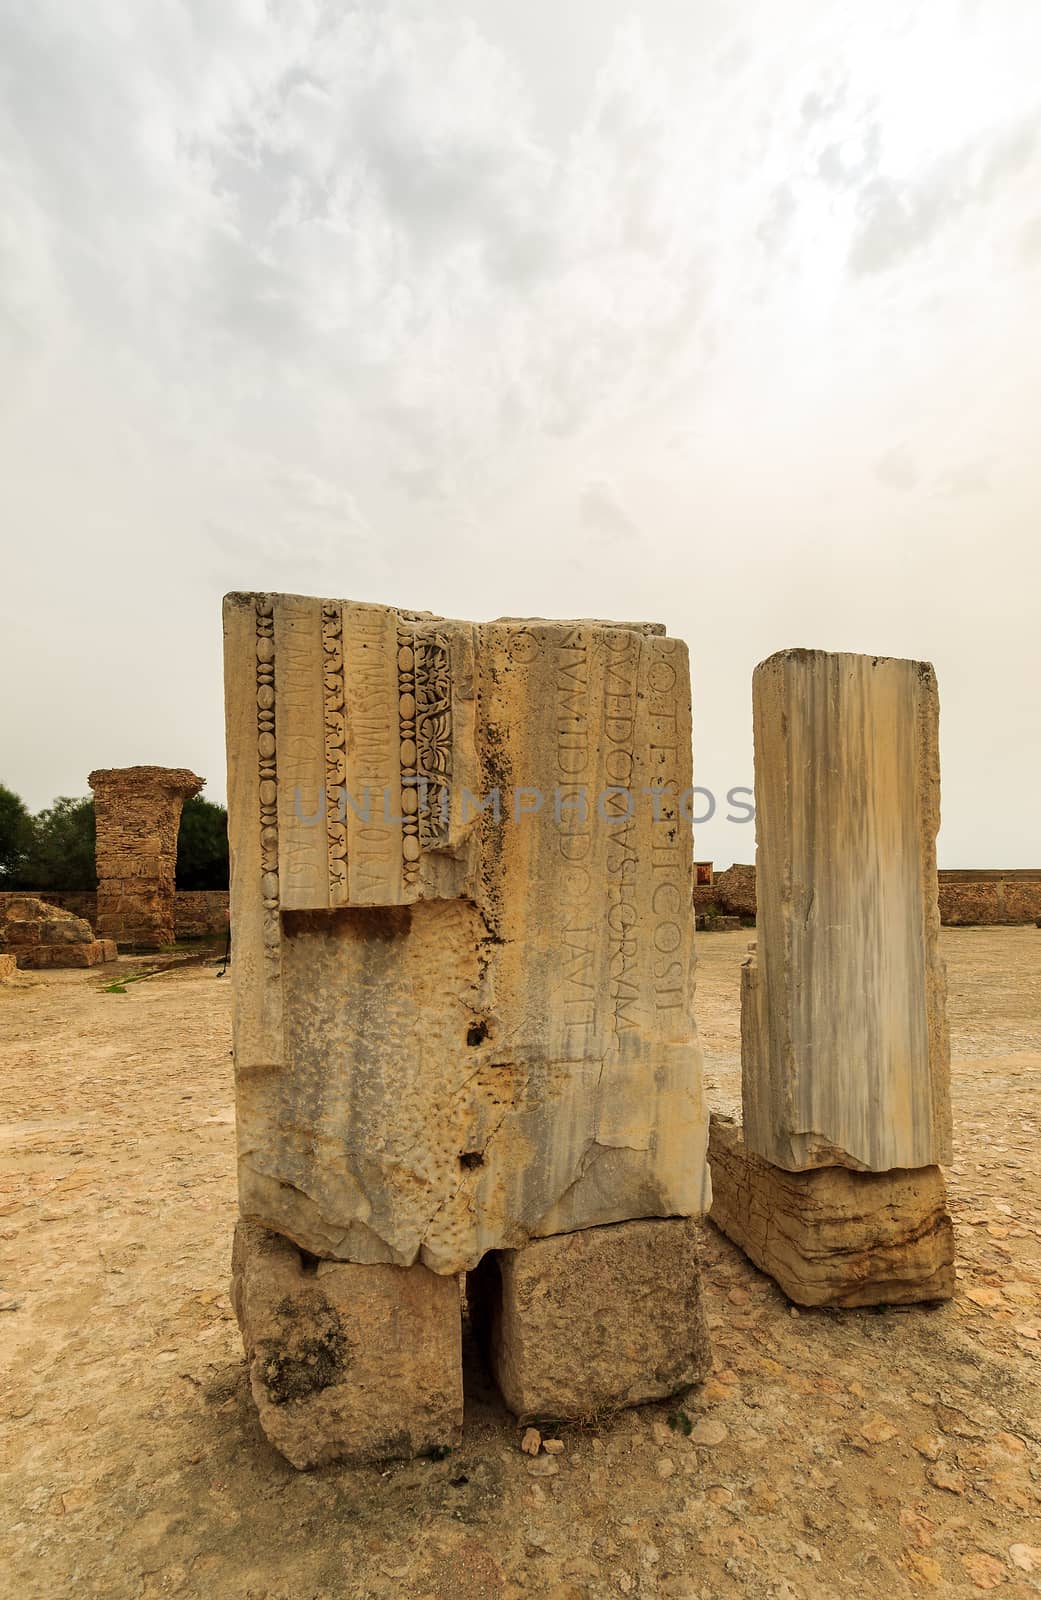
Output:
[468, 1217, 711, 1420]
[89, 766, 204, 950]
[708, 1117, 954, 1306]
[231, 1220, 463, 1469]
[0, 895, 117, 969]
[743, 650, 952, 1173]
[224, 593, 710, 1275]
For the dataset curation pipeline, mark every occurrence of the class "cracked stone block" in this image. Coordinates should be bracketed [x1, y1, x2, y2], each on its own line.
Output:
[223, 594, 710, 1275]
[708, 1116, 955, 1307]
[231, 1220, 463, 1470]
[467, 1217, 712, 1421]
[743, 649, 952, 1173]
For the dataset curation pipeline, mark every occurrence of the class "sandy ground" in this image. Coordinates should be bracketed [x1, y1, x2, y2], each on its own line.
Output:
[1, 927, 1039, 1600]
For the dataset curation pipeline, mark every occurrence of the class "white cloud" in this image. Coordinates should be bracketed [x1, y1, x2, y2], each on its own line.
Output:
[1, 0, 1040, 868]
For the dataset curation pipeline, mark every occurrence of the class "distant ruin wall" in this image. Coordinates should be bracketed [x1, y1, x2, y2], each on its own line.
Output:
[695, 867, 1041, 926]
[28, 891, 99, 924]
[693, 863, 757, 920]
[24, 890, 229, 941]
[24, 873, 1041, 939]
[89, 765, 204, 949]
[172, 891, 230, 941]
[937, 871, 1041, 926]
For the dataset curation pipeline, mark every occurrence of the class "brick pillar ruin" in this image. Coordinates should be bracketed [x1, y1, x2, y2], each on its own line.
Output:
[89, 766, 204, 950]
[709, 649, 956, 1306]
[223, 591, 712, 1468]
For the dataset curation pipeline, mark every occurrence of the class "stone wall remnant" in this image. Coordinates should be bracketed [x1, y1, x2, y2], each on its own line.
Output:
[710, 649, 955, 1305]
[702, 862, 757, 919]
[938, 869, 1041, 925]
[31, 890, 231, 942]
[694, 863, 1041, 927]
[0, 894, 117, 969]
[89, 766, 204, 950]
[224, 591, 712, 1464]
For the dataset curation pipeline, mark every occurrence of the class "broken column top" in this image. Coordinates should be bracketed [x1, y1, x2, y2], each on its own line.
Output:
[742, 646, 952, 1173]
[223, 591, 710, 1273]
[89, 766, 204, 795]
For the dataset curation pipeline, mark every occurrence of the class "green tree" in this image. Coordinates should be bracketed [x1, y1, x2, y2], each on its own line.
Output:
[176, 795, 229, 890]
[0, 784, 33, 884]
[18, 796, 97, 890]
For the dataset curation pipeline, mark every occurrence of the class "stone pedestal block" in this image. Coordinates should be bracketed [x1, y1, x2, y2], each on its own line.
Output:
[27, 938, 118, 969]
[467, 1217, 711, 1421]
[89, 766, 204, 950]
[231, 1220, 463, 1470]
[708, 1116, 955, 1307]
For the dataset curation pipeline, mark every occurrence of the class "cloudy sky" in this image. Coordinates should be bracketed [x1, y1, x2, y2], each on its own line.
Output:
[2, 0, 1039, 866]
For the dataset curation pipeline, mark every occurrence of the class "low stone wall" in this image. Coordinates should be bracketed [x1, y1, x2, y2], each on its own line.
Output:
[692, 867, 1041, 927]
[25, 873, 1041, 940]
[937, 871, 1041, 927]
[0, 894, 117, 968]
[693, 863, 757, 920]
[12, 890, 230, 942]
[27, 891, 99, 924]
[173, 891, 230, 941]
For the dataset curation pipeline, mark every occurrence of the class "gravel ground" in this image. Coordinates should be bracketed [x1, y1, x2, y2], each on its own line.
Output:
[1, 926, 1039, 1600]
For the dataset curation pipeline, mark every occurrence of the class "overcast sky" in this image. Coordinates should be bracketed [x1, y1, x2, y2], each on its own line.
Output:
[2, 0, 1039, 866]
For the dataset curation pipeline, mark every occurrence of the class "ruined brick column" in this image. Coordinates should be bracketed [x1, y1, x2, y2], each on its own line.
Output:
[89, 766, 204, 950]
[223, 592, 712, 1467]
[709, 650, 955, 1306]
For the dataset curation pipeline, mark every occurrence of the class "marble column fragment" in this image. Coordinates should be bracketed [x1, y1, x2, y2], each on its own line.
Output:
[710, 650, 955, 1306]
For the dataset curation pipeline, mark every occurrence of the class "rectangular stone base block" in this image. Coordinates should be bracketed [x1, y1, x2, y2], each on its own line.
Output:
[231, 1220, 463, 1469]
[13, 938, 118, 970]
[467, 1216, 711, 1422]
[708, 1116, 955, 1307]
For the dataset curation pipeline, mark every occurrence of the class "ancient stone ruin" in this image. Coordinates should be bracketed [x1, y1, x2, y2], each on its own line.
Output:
[89, 766, 204, 950]
[0, 894, 117, 969]
[709, 649, 956, 1305]
[693, 862, 1041, 927]
[224, 592, 712, 1468]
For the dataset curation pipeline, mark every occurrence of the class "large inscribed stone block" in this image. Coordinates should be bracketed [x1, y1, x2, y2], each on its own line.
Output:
[467, 1216, 712, 1421]
[743, 650, 952, 1173]
[231, 1220, 462, 1469]
[223, 593, 710, 1275]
